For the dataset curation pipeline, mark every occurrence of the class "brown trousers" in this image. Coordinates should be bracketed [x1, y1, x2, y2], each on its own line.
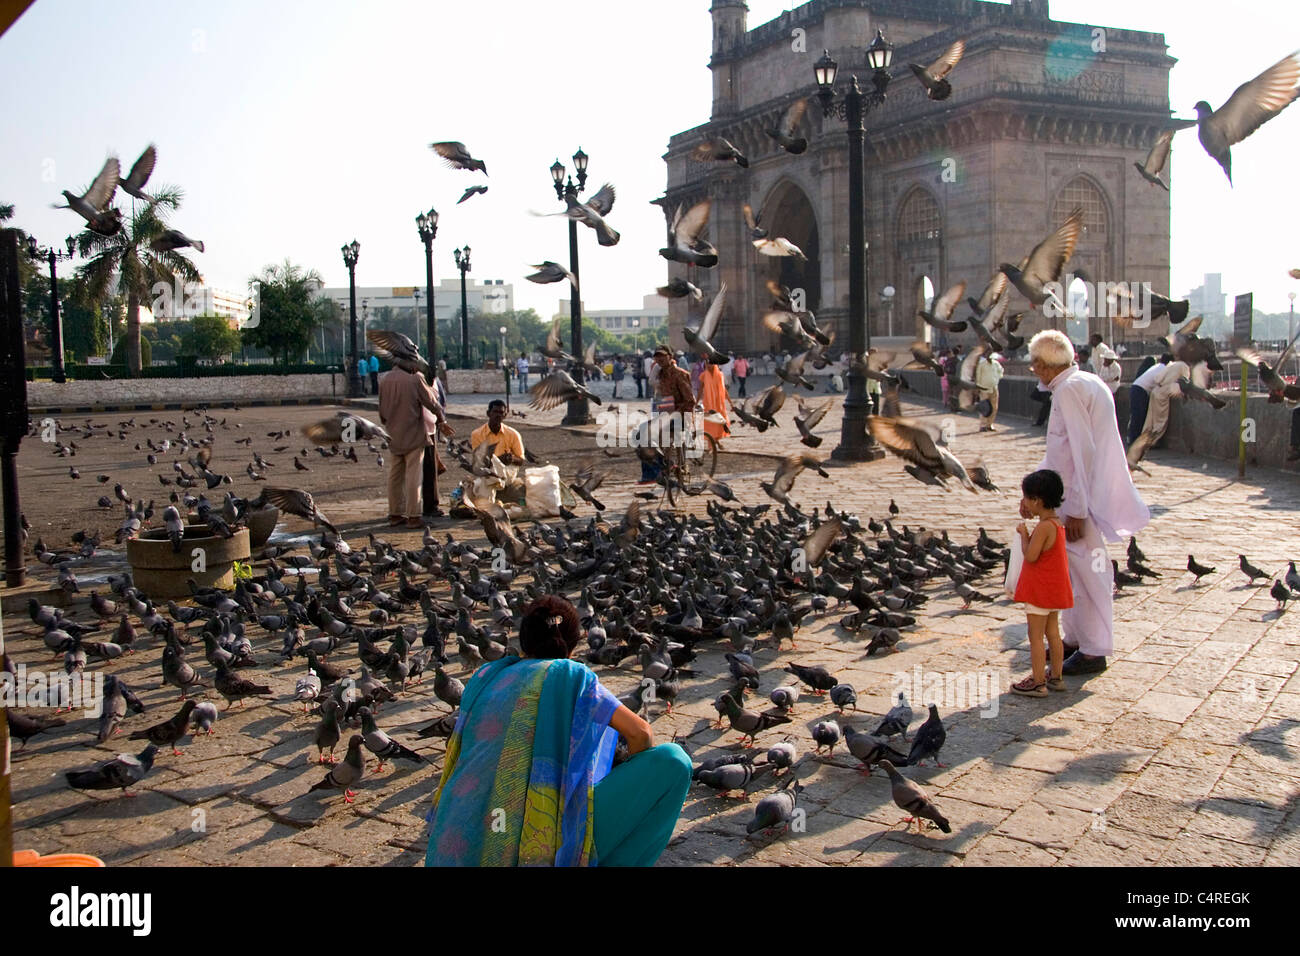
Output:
[387, 448, 425, 518]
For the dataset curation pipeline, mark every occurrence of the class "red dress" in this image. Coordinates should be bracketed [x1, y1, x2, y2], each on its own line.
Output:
[1014, 519, 1074, 609]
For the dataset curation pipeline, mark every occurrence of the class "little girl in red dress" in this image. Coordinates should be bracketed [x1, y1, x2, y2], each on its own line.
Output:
[1012, 469, 1074, 697]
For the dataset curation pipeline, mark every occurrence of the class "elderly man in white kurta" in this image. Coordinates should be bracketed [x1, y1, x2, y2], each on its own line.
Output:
[1026, 331, 1150, 675]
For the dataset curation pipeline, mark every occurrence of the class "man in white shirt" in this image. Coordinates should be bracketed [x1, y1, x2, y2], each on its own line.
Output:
[1128, 352, 1172, 446]
[515, 354, 529, 390]
[975, 351, 1004, 431]
[1028, 330, 1149, 676]
[1095, 345, 1122, 393]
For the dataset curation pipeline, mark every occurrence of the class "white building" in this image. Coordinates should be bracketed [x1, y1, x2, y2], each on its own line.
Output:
[1184, 273, 1227, 320]
[320, 279, 514, 326]
[556, 294, 668, 338]
[139, 283, 253, 327]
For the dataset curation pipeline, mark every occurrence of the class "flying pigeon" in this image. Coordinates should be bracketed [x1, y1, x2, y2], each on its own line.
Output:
[1190, 50, 1299, 184]
[656, 277, 702, 300]
[999, 207, 1083, 312]
[868, 416, 979, 491]
[683, 282, 729, 363]
[691, 137, 747, 167]
[659, 200, 717, 267]
[250, 487, 337, 535]
[118, 144, 158, 202]
[430, 141, 487, 174]
[909, 38, 965, 100]
[458, 185, 489, 203]
[529, 370, 601, 411]
[765, 97, 809, 153]
[150, 229, 204, 254]
[525, 261, 578, 288]
[367, 328, 429, 375]
[56, 156, 122, 236]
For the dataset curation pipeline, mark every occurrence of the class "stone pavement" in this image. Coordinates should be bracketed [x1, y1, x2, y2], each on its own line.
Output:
[4, 384, 1298, 866]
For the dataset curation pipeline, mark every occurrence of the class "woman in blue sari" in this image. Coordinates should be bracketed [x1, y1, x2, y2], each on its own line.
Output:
[426, 596, 691, 866]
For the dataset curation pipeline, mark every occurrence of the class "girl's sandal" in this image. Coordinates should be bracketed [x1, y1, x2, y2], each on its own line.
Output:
[1012, 675, 1048, 697]
[1046, 674, 1067, 692]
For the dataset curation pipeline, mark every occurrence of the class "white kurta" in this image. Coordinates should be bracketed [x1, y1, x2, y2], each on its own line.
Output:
[1127, 361, 1190, 468]
[1038, 366, 1151, 657]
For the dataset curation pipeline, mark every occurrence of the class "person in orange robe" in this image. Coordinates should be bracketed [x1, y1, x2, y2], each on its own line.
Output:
[696, 358, 732, 445]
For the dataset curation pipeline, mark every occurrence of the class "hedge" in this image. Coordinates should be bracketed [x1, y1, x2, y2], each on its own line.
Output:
[26, 362, 347, 381]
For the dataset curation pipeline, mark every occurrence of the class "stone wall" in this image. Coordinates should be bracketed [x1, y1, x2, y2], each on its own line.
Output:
[444, 369, 510, 395]
[906, 372, 1299, 471]
[27, 373, 347, 408]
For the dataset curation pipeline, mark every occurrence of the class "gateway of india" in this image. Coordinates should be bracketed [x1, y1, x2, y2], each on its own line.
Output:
[660, 0, 1179, 354]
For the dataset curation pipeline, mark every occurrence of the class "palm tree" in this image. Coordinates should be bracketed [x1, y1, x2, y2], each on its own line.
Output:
[76, 188, 201, 375]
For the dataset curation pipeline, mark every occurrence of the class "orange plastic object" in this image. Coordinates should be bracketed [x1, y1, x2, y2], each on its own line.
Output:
[13, 849, 106, 867]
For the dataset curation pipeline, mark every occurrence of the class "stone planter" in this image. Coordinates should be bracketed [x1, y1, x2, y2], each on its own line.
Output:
[126, 525, 250, 598]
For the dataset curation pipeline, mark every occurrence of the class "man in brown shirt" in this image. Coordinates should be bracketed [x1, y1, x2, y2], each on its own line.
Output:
[378, 366, 455, 527]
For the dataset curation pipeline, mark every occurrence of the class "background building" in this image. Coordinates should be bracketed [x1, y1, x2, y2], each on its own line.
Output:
[318, 279, 514, 325]
[555, 294, 669, 337]
[662, 0, 1178, 353]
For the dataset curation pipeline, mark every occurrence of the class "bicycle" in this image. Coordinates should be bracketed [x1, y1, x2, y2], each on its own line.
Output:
[656, 406, 719, 508]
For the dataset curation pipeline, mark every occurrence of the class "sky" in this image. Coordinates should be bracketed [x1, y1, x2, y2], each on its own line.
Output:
[1, 0, 1297, 320]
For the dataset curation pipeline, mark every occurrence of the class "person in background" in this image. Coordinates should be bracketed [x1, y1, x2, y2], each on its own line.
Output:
[379, 361, 455, 528]
[470, 399, 525, 464]
[690, 356, 706, 398]
[425, 595, 691, 867]
[1026, 330, 1149, 678]
[632, 351, 646, 399]
[641, 345, 695, 484]
[368, 354, 380, 395]
[733, 353, 749, 397]
[611, 355, 626, 399]
[697, 356, 731, 447]
[1096, 345, 1121, 393]
[356, 356, 370, 395]
[424, 371, 449, 516]
[866, 374, 881, 414]
[976, 350, 1004, 431]
[1288, 406, 1300, 462]
[516, 353, 529, 390]
[1127, 352, 1172, 447]
[940, 346, 958, 410]
[676, 351, 689, 372]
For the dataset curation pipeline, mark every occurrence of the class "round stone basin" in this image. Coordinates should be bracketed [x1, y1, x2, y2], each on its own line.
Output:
[125, 525, 251, 598]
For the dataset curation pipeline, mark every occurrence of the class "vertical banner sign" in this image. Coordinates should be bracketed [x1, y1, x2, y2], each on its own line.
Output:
[1235, 293, 1252, 477]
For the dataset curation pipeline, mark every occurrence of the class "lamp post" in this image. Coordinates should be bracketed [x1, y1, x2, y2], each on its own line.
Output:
[416, 208, 439, 368]
[550, 148, 595, 425]
[341, 239, 361, 397]
[453, 246, 471, 368]
[412, 287, 422, 350]
[816, 33, 893, 462]
[27, 235, 75, 383]
[1289, 292, 1297, 381]
[881, 285, 895, 338]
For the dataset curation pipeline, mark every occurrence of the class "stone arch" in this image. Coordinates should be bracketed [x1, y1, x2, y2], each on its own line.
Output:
[894, 185, 945, 342]
[758, 176, 821, 317]
[1051, 173, 1113, 340]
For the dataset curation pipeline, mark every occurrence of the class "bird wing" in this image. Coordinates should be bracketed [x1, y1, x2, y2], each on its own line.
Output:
[529, 373, 576, 411]
[914, 275, 932, 314]
[927, 39, 965, 80]
[779, 97, 808, 136]
[83, 157, 121, 209]
[867, 416, 944, 469]
[972, 270, 1009, 313]
[743, 203, 758, 231]
[802, 516, 843, 567]
[801, 397, 832, 429]
[675, 199, 712, 248]
[546, 316, 564, 355]
[122, 144, 157, 191]
[1207, 50, 1300, 147]
[931, 280, 966, 320]
[260, 488, 314, 519]
[1143, 128, 1176, 175]
[771, 456, 806, 496]
[430, 141, 470, 163]
[1022, 207, 1083, 286]
[959, 343, 987, 391]
[696, 282, 727, 344]
[586, 182, 616, 217]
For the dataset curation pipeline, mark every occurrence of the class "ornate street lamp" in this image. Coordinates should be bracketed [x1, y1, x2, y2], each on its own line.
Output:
[341, 239, 361, 397]
[26, 234, 76, 382]
[815, 31, 894, 461]
[416, 207, 438, 364]
[453, 246, 471, 368]
[549, 148, 594, 425]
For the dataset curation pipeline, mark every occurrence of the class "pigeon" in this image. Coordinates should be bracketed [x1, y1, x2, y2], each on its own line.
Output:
[525, 261, 577, 289]
[66, 745, 158, 796]
[1187, 554, 1216, 585]
[358, 707, 425, 770]
[541, 182, 620, 246]
[212, 660, 273, 709]
[812, 719, 840, 756]
[794, 397, 833, 448]
[695, 759, 769, 798]
[907, 704, 947, 767]
[529, 370, 602, 411]
[430, 141, 487, 174]
[294, 669, 322, 715]
[843, 726, 910, 775]
[56, 156, 122, 236]
[250, 487, 337, 535]
[433, 667, 464, 708]
[457, 185, 489, 203]
[309, 734, 365, 802]
[162, 505, 184, 553]
[150, 229, 204, 254]
[691, 137, 747, 167]
[161, 644, 206, 699]
[416, 711, 459, 739]
[916, 278, 969, 334]
[909, 38, 965, 100]
[303, 411, 391, 444]
[829, 683, 858, 713]
[1271, 579, 1294, 611]
[117, 144, 158, 202]
[1286, 562, 1300, 595]
[999, 207, 1083, 311]
[765, 97, 808, 153]
[753, 236, 806, 260]
[760, 453, 825, 508]
[7, 709, 67, 749]
[769, 686, 799, 713]
[784, 662, 837, 694]
[1133, 128, 1180, 190]
[868, 416, 978, 491]
[765, 740, 798, 771]
[659, 200, 717, 267]
[191, 701, 218, 735]
[313, 699, 342, 763]
[656, 277, 703, 300]
[1239, 555, 1270, 584]
[717, 692, 791, 747]
[742, 202, 768, 240]
[1191, 50, 1299, 184]
[128, 700, 196, 756]
[873, 692, 913, 740]
[1236, 345, 1300, 403]
[746, 778, 804, 835]
[879, 759, 951, 833]
[367, 328, 429, 375]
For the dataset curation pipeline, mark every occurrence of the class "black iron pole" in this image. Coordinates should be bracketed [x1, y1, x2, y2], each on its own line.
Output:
[47, 250, 66, 383]
[459, 266, 469, 369]
[834, 77, 884, 462]
[421, 236, 439, 516]
[347, 264, 362, 397]
[561, 203, 592, 425]
[424, 238, 437, 372]
[1, 230, 28, 587]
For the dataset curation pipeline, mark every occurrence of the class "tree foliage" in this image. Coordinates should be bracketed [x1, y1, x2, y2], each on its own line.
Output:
[185, 314, 242, 360]
[241, 260, 331, 364]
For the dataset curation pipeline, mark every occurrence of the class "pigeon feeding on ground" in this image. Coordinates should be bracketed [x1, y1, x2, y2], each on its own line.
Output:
[907, 704, 947, 767]
[843, 726, 910, 776]
[880, 759, 951, 833]
[128, 700, 196, 756]
[746, 777, 804, 836]
[309, 735, 365, 803]
[66, 745, 158, 797]
[1187, 554, 1217, 585]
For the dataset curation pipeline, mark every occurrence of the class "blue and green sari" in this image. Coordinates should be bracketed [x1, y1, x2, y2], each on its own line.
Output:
[426, 656, 620, 866]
